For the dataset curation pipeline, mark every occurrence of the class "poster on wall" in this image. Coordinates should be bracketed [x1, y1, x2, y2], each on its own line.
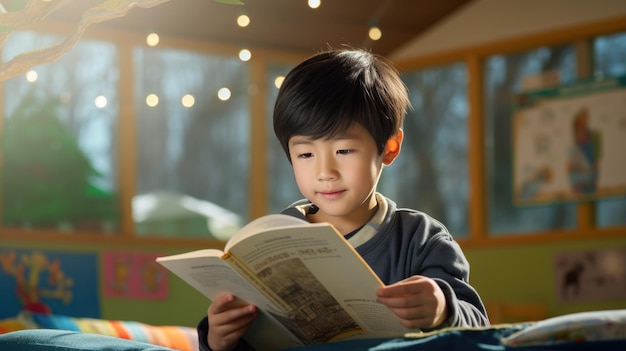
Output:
[512, 76, 626, 206]
[0, 249, 100, 319]
[554, 247, 626, 302]
[102, 251, 168, 299]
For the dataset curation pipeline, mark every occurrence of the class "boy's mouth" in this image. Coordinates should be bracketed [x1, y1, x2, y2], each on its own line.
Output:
[318, 190, 346, 199]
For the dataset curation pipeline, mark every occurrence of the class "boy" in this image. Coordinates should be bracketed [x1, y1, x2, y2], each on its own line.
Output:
[198, 48, 489, 351]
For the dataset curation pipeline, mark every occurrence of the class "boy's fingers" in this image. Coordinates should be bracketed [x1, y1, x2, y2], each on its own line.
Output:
[377, 276, 428, 296]
[209, 294, 237, 314]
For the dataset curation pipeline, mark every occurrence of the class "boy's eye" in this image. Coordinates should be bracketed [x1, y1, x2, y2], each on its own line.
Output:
[297, 153, 313, 159]
[337, 149, 353, 155]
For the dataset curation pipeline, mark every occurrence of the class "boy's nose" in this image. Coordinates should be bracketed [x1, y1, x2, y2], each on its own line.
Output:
[316, 156, 338, 181]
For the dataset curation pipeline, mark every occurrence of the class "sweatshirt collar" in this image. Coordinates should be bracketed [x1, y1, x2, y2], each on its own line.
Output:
[294, 193, 387, 248]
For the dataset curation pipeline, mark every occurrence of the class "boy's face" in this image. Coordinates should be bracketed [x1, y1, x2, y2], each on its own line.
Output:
[288, 123, 389, 227]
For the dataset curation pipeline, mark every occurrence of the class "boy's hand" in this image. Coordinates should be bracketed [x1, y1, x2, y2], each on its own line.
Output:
[376, 275, 448, 329]
[207, 293, 258, 351]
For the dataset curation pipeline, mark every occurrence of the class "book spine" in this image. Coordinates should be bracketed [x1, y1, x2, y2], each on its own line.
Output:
[222, 252, 292, 312]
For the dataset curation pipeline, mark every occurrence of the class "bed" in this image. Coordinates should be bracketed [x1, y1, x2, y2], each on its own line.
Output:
[0, 309, 624, 351]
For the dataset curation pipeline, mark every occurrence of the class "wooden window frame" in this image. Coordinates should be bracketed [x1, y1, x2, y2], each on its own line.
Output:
[394, 15, 626, 247]
[1, 17, 625, 248]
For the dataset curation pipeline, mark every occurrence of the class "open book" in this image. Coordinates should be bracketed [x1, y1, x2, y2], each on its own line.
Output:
[156, 214, 413, 351]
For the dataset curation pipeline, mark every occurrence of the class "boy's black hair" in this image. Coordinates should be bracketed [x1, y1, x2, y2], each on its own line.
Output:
[273, 48, 411, 162]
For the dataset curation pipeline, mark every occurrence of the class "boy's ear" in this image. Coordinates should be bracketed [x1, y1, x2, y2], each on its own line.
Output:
[382, 129, 403, 165]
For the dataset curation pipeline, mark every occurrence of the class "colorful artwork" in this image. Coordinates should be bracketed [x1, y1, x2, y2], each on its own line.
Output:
[102, 251, 168, 299]
[513, 76, 626, 205]
[0, 249, 100, 319]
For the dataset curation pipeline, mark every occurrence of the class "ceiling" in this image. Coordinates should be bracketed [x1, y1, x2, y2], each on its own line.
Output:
[46, 0, 474, 57]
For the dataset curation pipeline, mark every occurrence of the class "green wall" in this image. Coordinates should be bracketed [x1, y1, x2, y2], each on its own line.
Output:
[2, 235, 625, 328]
[465, 235, 626, 318]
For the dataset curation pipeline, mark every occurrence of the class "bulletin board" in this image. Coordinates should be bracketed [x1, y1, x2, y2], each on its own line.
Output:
[102, 251, 168, 299]
[512, 76, 626, 206]
[554, 247, 626, 302]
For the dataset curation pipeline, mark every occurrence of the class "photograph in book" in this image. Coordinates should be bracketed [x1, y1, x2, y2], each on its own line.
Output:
[258, 257, 361, 344]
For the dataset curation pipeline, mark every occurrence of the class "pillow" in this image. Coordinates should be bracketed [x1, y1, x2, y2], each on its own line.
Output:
[501, 309, 626, 346]
[0, 329, 178, 351]
[27, 312, 198, 351]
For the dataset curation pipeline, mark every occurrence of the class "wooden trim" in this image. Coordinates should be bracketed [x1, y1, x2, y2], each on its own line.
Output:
[1, 220, 623, 250]
[485, 301, 547, 324]
[117, 41, 136, 237]
[573, 39, 596, 234]
[458, 225, 626, 248]
[395, 15, 626, 71]
[248, 58, 268, 219]
[466, 54, 487, 240]
[30, 20, 311, 62]
[0, 228, 224, 248]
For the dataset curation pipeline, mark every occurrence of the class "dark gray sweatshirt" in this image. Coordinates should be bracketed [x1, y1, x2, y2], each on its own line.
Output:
[197, 194, 489, 351]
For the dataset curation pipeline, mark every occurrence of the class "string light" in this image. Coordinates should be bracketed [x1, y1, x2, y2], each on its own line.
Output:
[217, 88, 231, 101]
[274, 76, 285, 89]
[237, 14, 250, 27]
[308, 0, 321, 9]
[95, 95, 108, 108]
[146, 32, 160, 46]
[146, 93, 159, 107]
[26, 70, 38, 83]
[181, 94, 195, 108]
[368, 25, 382, 41]
[368, 19, 382, 41]
[238, 49, 252, 62]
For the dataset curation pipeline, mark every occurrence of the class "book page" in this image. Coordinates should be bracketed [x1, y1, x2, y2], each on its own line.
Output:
[156, 249, 259, 302]
[156, 250, 303, 351]
[225, 214, 309, 251]
[226, 222, 412, 343]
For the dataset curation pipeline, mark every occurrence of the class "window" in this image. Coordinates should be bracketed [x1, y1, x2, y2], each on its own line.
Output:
[1, 31, 119, 233]
[379, 63, 469, 237]
[3, 22, 624, 244]
[132, 47, 249, 239]
[484, 45, 578, 234]
[593, 31, 626, 227]
[267, 63, 299, 214]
